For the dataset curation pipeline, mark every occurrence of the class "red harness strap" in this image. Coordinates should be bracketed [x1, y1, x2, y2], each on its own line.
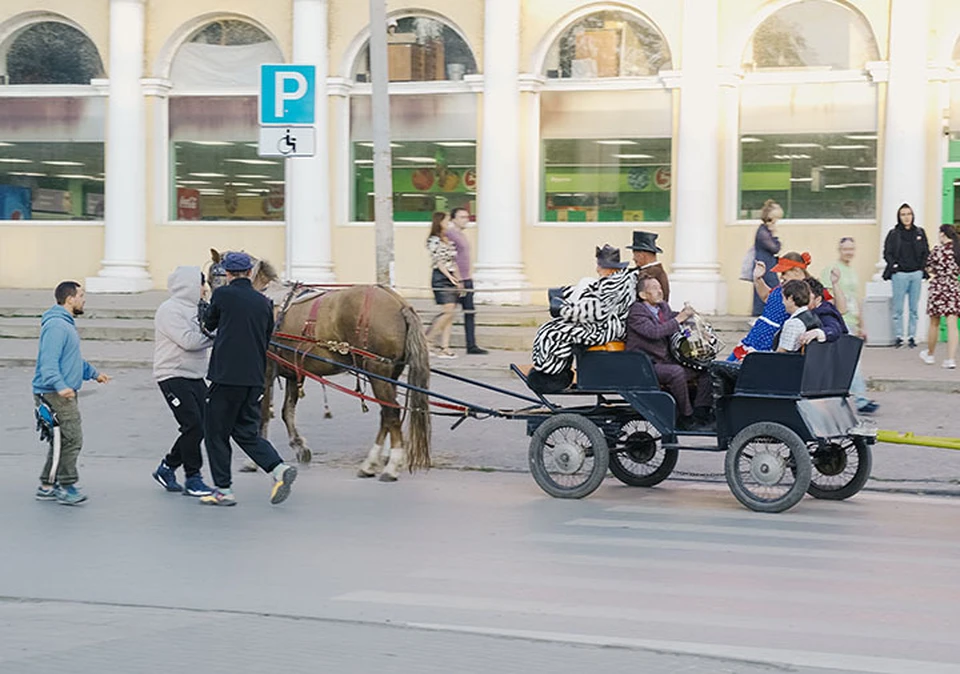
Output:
[354, 286, 376, 350]
[302, 295, 325, 338]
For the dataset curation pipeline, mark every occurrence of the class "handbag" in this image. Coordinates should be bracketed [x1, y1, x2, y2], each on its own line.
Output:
[739, 246, 756, 282]
[548, 287, 565, 318]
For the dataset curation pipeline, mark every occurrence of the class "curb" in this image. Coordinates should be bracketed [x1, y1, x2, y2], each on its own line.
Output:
[868, 378, 960, 394]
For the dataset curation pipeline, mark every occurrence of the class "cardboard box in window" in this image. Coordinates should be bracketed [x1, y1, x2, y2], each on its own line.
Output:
[575, 29, 620, 78]
[387, 32, 417, 44]
[415, 39, 445, 81]
[387, 43, 423, 81]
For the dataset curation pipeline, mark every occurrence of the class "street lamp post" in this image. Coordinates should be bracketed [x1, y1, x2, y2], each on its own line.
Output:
[368, 0, 394, 285]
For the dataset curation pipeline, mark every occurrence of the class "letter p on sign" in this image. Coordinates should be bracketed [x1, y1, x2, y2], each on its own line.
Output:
[260, 65, 315, 126]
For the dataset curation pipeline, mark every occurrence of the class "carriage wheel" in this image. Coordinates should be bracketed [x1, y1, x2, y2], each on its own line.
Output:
[528, 413, 609, 499]
[724, 422, 811, 513]
[609, 420, 678, 488]
[805, 436, 872, 500]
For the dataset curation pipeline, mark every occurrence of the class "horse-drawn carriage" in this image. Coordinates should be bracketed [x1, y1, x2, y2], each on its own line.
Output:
[512, 334, 875, 513]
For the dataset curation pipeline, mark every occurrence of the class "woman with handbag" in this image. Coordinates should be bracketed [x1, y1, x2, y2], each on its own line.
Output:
[425, 211, 462, 359]
[751, 200, 783, 316]
[882, 203, 929, 348]
[919, 225, 960, 369]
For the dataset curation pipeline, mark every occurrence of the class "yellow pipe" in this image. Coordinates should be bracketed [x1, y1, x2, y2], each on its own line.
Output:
[876, 430, 960, 451]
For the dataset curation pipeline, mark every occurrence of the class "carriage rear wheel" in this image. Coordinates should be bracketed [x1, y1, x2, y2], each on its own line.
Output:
[529, 413, 609, 499]
[806, 436, 872, 500]
[725, 422, 811, 513]
[609, 420, 678, 488]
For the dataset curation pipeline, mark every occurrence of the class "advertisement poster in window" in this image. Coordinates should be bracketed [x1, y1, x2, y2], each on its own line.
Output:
[84, 192, 104, 219]
[177, 187, 201, 220]
[32, 188, 72, 216]
[0, 185, 32, 220]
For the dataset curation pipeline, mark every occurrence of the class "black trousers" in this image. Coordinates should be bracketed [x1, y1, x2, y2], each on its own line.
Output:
[159, 377, 206, 477]
[204, 383, 283, 489]
[458, 278, 478, 350]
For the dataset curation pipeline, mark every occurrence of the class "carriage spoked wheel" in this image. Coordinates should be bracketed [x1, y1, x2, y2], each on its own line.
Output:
[724, 422, 811, 513]
[528, 413, 609, 499]
[609, 420, 678, 488]
[804, 436, 872, 500]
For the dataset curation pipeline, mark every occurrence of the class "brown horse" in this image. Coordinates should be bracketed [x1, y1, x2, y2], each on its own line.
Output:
[206, 250, 431, 481]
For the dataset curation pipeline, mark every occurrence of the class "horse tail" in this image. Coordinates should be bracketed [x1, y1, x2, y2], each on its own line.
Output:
[400, 303, 432, 471]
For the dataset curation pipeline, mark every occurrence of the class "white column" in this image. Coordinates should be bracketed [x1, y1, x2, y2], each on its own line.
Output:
[670, 0, 725, 314]
[87, 0, 152, 293]
[475, 0, 526, 302]
[286, 0, 336, 282]
[865, 0, 931, 344]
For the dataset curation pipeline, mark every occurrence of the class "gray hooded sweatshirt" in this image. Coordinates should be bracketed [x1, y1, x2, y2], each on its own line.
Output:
[153, 266, 213, 382]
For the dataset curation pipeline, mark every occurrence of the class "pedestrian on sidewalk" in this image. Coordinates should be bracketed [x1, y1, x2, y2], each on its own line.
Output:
[751, 200, 783, 316]
[32, 281, 110, 505]
[199, 252, 297, 506]
[425, 211, 462, 359]
[919, 225, 960, 369]
[820, 238, 878, 413]
[626, 231, 670, 304]
[151, 266, 215, 497]
[882, 203, 929, 348]
[445, 207, 488, 355]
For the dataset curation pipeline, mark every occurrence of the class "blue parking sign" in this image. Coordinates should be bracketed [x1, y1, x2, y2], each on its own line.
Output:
[260, 64, 316, 125]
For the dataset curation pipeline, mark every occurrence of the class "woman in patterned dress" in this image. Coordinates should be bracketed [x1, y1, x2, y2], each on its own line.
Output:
[425, 211, 462, 359]
[530, 245, 637, 390]
[919, 225, 960, 369]
[728, 251, 812, 361]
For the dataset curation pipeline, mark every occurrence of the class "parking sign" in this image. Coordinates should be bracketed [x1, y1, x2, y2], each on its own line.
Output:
[260, 64, 316, 126]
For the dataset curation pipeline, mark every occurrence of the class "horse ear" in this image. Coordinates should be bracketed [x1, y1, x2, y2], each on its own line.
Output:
[210, 248, 221, 263]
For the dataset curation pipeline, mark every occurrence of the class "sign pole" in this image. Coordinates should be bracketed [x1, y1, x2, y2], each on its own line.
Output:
[368, 0, 394, 285]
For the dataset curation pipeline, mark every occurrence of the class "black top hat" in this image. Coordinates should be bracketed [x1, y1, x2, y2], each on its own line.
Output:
[626, 231, 663, 254]
[595, 244, 628, 270]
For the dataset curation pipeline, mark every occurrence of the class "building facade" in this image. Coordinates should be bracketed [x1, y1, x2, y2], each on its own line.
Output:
[0, 0, 959, 313]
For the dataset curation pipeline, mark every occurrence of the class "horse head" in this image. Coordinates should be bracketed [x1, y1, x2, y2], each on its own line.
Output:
[206, 248, 280, 293]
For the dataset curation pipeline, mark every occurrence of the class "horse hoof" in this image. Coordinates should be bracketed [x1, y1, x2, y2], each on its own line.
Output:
[296, 448, 312, 464]
[378, 473, 398, 483]
[357, 469, 377, 479]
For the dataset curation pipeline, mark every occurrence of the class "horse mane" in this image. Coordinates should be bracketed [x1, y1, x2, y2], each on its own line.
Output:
[258, 259, 279, 282]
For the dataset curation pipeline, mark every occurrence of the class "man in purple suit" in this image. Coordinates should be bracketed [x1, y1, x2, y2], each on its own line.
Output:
[625, 277, 713, 431]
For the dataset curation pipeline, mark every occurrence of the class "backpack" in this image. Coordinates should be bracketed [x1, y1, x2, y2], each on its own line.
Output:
[739, 246, 756, 282]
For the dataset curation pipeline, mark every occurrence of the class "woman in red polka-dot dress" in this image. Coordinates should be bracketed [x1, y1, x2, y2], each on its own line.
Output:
[919, 225, 960, 369]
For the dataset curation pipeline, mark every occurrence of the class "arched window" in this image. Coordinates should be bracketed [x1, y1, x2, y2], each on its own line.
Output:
[744, 0, 879, 71]
[738, 1, 880, 220]
[537, 11, 673, 224]
[168, 20, 285, 222]
[0, 20, 105, 221]
[349, 15, 479, 222]
[543, 10, 671, 79]
[352, 15, 477, 82]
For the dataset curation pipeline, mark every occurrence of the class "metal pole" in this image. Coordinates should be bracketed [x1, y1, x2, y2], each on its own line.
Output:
[368, 0, 394, 285]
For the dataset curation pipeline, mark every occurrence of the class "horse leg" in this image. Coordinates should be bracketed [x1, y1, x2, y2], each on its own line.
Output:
[281, 377, 312, 463]
[378, 415, 405, 482]
[357, 423, 389, 478]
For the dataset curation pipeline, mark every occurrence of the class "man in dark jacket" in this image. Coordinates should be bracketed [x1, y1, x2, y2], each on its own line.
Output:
[200, 252, 297, 506]
[626, 277, 712, 430]
[626, 231, 670, 303]
[882, 203, 929, 347]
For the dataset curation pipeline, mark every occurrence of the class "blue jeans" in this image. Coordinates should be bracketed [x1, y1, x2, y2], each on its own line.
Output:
[891, 270, 923, 339]
[850, 362, 869, 409]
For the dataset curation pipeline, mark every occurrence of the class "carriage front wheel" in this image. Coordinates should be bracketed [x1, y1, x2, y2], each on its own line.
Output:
[806, 436, 872, 500]
[724, 422, 811, 513]
[529, 413, 609, 499]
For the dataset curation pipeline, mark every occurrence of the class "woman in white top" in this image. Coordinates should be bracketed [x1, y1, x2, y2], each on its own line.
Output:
[425, 211, 462, 358]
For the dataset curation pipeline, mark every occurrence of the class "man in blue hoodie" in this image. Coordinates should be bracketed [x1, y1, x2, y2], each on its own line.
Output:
[32, 281, 110, 505]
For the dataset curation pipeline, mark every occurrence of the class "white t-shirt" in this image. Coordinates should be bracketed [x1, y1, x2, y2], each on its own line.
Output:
[778, 307, 810, 352]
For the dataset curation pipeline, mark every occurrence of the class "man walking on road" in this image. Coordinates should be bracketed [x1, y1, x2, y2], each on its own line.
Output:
[200, 252, 297, 506]
[446, 207, 488, 355]
[32, 281, 110, 505]
[151, 266, 215, 497]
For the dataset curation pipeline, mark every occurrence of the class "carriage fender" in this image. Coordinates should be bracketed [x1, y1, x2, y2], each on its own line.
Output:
[796, 397, 861, 441]
[619, 390, 676, 438]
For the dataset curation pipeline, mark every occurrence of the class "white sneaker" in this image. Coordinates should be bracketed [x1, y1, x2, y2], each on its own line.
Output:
[943, 359, 956, 369]
[919, 350, 936, 365]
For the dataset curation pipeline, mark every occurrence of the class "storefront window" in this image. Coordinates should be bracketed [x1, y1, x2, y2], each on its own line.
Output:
[543, 10, 671, 79]
[744, 0, 879, 70]
[540, 90, 672, 222]
[2, 22, 104, 85]
[168, 21, 284, 221]
[0, 98, 105, 220]
[350, 94, 477, 221]
[353, 16, 477, 82]
[739, 132, 877, 219]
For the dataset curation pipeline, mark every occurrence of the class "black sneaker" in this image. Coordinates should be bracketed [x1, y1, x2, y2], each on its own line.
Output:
[467, 347, 489, 355]
[894, 338, 903, 348]
[908, 338, 916, 348]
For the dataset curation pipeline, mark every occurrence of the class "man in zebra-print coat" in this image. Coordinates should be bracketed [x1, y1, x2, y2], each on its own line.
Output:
[531, 245, 638, 384]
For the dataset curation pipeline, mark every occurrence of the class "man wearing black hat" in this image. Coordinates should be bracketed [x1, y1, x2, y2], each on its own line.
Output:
[200, 251, 297, 506]
[627, 231, 670, 303]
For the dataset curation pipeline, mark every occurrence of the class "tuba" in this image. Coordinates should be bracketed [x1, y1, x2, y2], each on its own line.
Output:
[669, 309, 723, 371]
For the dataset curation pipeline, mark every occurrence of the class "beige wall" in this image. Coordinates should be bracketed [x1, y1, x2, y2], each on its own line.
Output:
[0, 226, 104, 288]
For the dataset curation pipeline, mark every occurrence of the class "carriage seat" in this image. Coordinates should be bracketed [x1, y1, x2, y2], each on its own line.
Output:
[572, 346, 660, 392]
[587, 340, 625, 352]
[734, 335, 863, 399]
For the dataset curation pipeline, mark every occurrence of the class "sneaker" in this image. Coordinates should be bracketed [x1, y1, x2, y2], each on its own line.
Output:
[199, 489, 237, 506]
[943, 359, 957, 369]
[270, 464, 298, 505]
[183, 475, 214, 497]
[919, 350, 936, 365]
[54, 484, 87, 506]
[35, 485, 56, 501]
[152, 461, 183, 492]
[466, 347, 489, 355]
[857, 401, 880, 414]
[908, 338, 917, 348]
[435, 350, 457, 360]
[894, 338, 903, 348]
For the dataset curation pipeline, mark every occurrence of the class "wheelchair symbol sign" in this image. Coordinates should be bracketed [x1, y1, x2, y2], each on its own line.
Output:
[258, 126, 316, 157]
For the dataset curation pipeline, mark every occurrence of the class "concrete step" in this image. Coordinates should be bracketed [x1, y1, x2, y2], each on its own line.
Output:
[0, 317, 154, 341]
